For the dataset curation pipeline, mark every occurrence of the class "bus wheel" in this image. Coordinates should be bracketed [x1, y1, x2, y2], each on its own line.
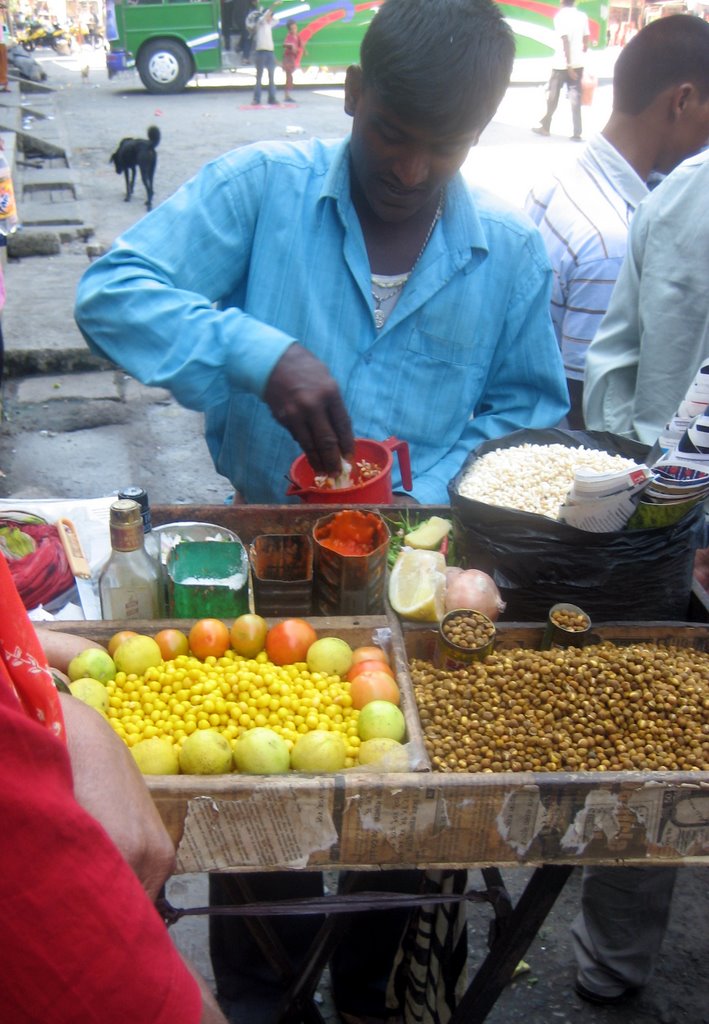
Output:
[137, 39, 192, 93]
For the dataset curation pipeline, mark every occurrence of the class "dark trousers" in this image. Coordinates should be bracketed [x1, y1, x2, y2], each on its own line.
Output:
[210, 869, 423, 1023]
[240, 25, 253, 60]
[566, 377, 585, 430]
[541, 67, 583, 138]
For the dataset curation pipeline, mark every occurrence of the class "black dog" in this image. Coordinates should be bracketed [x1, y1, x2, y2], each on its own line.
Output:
[110, 126, 161, 211]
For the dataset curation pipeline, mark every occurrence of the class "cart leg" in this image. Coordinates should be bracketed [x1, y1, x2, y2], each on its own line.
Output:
[449, 864, 574, 1024]
[227, 875, 330, 1024]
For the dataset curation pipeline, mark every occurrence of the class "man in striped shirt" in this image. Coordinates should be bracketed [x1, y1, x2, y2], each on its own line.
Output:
[526, 15, 709, 428]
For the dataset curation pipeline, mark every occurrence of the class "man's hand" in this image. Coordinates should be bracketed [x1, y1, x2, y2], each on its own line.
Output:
[59, 693, 176, 900]
[264, 342, 354, 475]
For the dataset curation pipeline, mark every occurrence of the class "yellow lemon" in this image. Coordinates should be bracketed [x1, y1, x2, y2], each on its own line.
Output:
[131, 736, 180, 775]
[357, 737, 409, 771]
[388, 549, 446, 621]
[306, 637, 353, 676]
[290, 730, 346, 772]
[403, 516, 452, 550]
[179, 729, 233, 775]
[68, 677, 110, 713]
[113, 635, 163, 676]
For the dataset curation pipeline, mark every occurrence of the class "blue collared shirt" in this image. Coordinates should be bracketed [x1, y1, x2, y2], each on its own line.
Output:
[75, 138, 568, 503]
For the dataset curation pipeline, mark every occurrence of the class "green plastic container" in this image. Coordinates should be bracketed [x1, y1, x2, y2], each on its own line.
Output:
[166, 541, 249, 619]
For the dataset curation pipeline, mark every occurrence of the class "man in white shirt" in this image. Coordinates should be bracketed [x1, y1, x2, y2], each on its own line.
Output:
[251, 2, 278, 105]
[527, 15, 709, 426]
[533, 0, 591, 141]
[585, 149, 709, 443]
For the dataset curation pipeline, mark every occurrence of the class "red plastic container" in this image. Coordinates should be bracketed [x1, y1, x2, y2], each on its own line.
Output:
[286, 437, 412, 504]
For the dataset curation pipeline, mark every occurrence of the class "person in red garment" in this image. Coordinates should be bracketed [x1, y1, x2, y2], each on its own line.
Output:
[0, 553, 229, 1024]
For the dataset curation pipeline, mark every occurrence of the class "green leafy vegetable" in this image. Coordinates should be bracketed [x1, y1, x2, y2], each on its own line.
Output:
[0, 526, 37, 559]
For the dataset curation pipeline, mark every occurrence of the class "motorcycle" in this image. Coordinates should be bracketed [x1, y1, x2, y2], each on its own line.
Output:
[17, 20, 71, 53]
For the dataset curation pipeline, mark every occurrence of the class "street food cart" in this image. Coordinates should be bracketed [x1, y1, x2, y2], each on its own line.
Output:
[41, 501, 709, 1024]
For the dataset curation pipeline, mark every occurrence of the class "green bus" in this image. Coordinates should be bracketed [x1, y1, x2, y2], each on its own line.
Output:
[106, 0, 606, 94]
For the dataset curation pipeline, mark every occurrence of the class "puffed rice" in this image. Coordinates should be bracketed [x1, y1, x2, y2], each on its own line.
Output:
[456, 444, 643, 519]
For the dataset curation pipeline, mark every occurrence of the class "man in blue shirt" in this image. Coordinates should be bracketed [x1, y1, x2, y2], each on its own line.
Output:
[75, 1, 567, 1020]
[75, 0, 568, 509]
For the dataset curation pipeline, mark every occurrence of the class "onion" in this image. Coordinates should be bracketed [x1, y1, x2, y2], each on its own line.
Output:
[444, 567, 506, 621]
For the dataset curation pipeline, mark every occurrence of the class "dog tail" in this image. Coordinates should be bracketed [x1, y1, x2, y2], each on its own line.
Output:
[147, 126, 161, 148]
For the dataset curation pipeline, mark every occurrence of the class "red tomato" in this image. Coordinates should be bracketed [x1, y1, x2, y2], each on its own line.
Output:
[351, 645, 390, 667]
[265, 618, 317, 666]
[230, 614, 268, 658]
[346, 659, 396, 684]
[349, 670, 401, 710]
[189, 618, 231, 660]
[154, 628, 189, 661]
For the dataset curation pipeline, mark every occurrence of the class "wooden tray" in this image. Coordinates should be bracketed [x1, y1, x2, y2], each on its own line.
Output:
[47, 616, 709, 873]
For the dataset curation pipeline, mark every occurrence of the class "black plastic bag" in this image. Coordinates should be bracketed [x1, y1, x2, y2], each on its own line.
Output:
[448, 428, 707, 622]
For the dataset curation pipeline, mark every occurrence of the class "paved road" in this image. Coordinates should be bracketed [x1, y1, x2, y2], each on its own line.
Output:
[1, 49, 707, 1024]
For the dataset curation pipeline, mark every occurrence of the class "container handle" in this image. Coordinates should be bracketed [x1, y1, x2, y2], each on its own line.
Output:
[285, 474, 306, 498]
[382, 436, 413, 492]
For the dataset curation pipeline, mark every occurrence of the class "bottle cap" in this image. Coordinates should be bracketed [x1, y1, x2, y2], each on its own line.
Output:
[110, 498, 143, 527]
[118, 487, 151, 531]
[109, 499, 144, 551]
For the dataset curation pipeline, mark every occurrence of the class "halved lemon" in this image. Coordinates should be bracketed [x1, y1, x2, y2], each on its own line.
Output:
[388, 549, 447, 622]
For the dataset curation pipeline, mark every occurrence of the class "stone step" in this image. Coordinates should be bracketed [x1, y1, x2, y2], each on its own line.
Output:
[20, 166, 81, 196]
[18, 199, 85, 226]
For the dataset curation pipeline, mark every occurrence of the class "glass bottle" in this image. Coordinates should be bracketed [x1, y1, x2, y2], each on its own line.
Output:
[118, 485, 165, 613]
[99, 499, 161, 620]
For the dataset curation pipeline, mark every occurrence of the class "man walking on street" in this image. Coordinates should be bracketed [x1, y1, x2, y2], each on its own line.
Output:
[533, 0, 590, 141]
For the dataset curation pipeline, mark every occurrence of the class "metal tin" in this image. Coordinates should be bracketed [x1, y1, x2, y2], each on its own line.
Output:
[166, 541, 249, 619]
[312, 509, 390, 615]
[541, 602, 592, 650]
[436, 609, 496, 670]
[249, 534, 313, 617]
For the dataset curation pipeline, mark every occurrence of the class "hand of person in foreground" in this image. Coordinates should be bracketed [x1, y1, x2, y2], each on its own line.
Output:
[35, 625, 104, 678]
[264, 342, 354, 476]
[59, 691, 176, 901]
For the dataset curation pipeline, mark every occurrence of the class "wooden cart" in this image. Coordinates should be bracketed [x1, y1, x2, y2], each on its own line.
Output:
[47, 503, 709, 1024]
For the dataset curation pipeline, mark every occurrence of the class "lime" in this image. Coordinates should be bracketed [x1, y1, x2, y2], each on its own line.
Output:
[233, 727, 290, 774]
[67, 648, 116, 684]
[357, 700, 406, 742]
